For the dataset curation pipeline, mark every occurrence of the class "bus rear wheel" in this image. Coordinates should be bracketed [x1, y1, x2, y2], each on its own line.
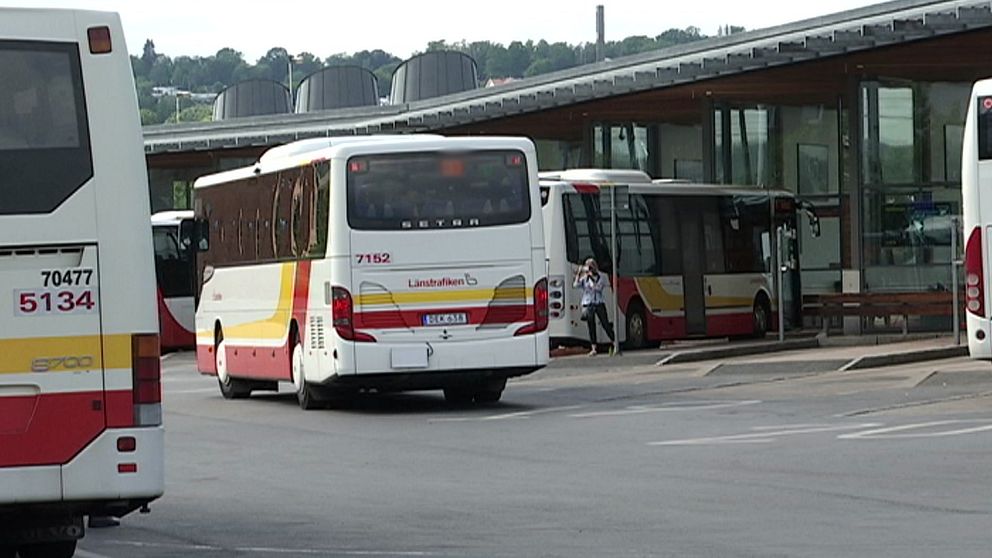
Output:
[292, 341, 321, 410]
[17, 541, 77, 558]
[752, 298, 770, 338]
[216, 337, 251, 399]
[473, 378, 507, 404]
[624, 301, 648, 349]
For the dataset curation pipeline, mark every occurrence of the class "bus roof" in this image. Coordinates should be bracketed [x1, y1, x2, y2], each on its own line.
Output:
[538, 169, 652, 184]
[194, 135, 537, 189]
[539, 177, 795, 198]
[151, 210, 194, 226]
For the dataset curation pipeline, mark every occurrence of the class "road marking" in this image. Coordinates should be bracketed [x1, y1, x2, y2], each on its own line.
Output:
[76, 550, 114, 558]
[649, 423, 880, 446]
[166, 387, 220, 394]
[839, 420, 992, 440]
[430, 405, 585, 422]
[103, 539, 441, 556]
[571, 400, 760, 418]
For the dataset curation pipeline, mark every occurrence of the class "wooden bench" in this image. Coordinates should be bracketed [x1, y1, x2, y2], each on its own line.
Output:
[802, 291, 963, 335]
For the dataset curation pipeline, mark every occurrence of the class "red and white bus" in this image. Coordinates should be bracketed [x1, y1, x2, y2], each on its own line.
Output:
[541, 170, 807, 348]
[963, 78, 992, 359]
[193, 136, 549, 409]
[0, 9, 164, 557]
[152, 211, 196, 351]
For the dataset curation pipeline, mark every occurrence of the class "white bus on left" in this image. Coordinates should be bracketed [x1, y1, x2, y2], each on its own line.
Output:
[0, 8, 163, 557]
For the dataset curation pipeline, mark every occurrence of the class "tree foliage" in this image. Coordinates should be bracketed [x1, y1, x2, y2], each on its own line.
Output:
[132, 26, 718, 125]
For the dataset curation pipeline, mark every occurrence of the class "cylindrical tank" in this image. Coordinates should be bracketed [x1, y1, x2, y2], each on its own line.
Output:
[389, 51, 478, 104]
[212, 79, 291, 121]
[295, 66, 379, 112]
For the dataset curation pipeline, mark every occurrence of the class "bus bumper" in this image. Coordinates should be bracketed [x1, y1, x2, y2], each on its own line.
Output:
[966, 314, 992, 360]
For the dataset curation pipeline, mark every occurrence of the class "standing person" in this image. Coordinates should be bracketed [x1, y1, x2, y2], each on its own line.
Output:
[574, 257, 616, 356]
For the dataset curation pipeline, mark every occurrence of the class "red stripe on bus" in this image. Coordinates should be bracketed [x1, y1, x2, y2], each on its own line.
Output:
[105, 389, 134, 428]
[0, 390, 111, 468]
[571, 183, 600, 194]
[158, 289, 195, 350]
[355, 305, 534, 329]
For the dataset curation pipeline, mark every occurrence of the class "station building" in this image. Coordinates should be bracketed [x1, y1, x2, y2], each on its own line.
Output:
[143, 0, 992, 330]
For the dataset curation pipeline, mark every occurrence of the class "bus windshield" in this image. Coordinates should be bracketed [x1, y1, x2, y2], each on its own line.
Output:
[0, 41, 93, 215]
[153, 225, 194, 297]
[346, 150, 530, 230]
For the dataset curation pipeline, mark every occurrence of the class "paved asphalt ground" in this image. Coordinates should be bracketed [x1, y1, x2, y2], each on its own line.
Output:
[79, 341, 992, 558]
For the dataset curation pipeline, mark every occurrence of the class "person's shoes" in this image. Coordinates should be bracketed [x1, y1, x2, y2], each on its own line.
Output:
[88, 516, 120, 528]
[608, 345, 615, 356]
[587, 348, 597, 356]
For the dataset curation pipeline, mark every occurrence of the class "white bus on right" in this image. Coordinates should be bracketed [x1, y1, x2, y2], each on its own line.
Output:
[962, 79, 992, 359]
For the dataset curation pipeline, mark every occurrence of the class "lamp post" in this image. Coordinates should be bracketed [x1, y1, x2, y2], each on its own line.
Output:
[174, 90, 190, 123]
[287, 54, 304, 106]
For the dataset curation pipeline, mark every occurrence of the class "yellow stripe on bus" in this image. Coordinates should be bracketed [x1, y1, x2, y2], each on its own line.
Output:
[0, 334, 131, 375]
[357, 287, 532, 307]
[634, 278, 683, 312]
[209, 262, 297, 341]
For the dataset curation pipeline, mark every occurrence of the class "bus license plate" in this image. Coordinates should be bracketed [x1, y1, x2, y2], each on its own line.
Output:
[422, 312, 468, 326]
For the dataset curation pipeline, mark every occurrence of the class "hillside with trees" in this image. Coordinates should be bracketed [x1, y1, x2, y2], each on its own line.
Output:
[134, 26, 743, 125]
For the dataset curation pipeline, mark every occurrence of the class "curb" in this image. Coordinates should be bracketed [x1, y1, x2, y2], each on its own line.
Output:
[840, 345, 968, 371]
[656, 338, 819, 366]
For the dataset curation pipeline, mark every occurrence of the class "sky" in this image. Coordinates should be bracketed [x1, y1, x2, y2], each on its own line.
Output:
[5, 0, 880, 62]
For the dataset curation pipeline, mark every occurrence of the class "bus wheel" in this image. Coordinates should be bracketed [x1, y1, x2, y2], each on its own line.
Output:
[752, 298, 770, 338]
[216, 337, 251, 399]
[624, 301, 647, 349]
[473, 378, 506, 404]
[17, 541, 77, 558]
[292, 342, 320, 410]
[443, 387, 474, 405]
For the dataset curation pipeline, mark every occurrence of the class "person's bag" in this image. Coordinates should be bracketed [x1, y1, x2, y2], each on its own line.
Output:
[580, 305, 593, 322]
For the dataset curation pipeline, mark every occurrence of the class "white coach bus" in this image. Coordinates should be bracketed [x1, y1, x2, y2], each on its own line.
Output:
[193, 136, 549, 409]
[963, 78, 992, 359]
[540, 170, 810, 348]
[0, 9, 164, 557]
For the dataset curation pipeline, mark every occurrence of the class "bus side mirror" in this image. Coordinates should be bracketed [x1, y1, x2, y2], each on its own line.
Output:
[182, 218, 210, 252]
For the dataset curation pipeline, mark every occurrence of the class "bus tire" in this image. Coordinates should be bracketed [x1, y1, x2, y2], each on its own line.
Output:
[752, 296, 770, 338]
[216, 335, 251, 400]
[17, 541, 76, 558]
[291, 340, 320, 410]
[473, 377, 506, 404]
[443, 387, 474, 405]
[624, 300, 648, 349]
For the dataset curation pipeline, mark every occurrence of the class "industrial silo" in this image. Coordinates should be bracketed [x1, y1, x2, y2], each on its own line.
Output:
[212, 79, 292, 121]
[389, 51, 478, 104]
[295, 65, 379, 113]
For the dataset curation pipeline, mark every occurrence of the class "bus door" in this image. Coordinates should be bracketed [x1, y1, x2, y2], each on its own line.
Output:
[677, 197, 709, 335]
[774, 198, 801, 327]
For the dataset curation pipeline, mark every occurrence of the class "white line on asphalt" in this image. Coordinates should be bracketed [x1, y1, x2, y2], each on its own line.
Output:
[429, 405, 586, 422]
[76, 550, 114, 558]
[571, 400, 760, 418]
[103, 539, 440, 556]
[839, 420, 992, 439]
[648, 422, 881, 446]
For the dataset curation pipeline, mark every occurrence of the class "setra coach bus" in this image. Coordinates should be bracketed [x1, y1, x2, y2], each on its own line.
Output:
[540, 169, 814, 348]
[0, 8, 164, 557]
[192, 136, 549, 409]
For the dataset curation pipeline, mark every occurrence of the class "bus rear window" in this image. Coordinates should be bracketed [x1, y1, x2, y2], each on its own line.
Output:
[979, 97, 992, 161]
[347, 150, 530, 230]
[0, 41, 92, 215]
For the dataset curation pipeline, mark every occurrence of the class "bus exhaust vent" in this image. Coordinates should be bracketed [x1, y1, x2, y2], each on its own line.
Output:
[0, 246, 84, 270]
[309, 315, 326, 350]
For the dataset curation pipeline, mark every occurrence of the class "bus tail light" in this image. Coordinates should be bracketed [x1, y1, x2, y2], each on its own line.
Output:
[332, 286, 376, 342]
[548, 276, 565, 319]
[965, 227, 985, 317]
[132, 333, 162, 427]
[87, 26, 112, 54]
[515, 278, 549, 336]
